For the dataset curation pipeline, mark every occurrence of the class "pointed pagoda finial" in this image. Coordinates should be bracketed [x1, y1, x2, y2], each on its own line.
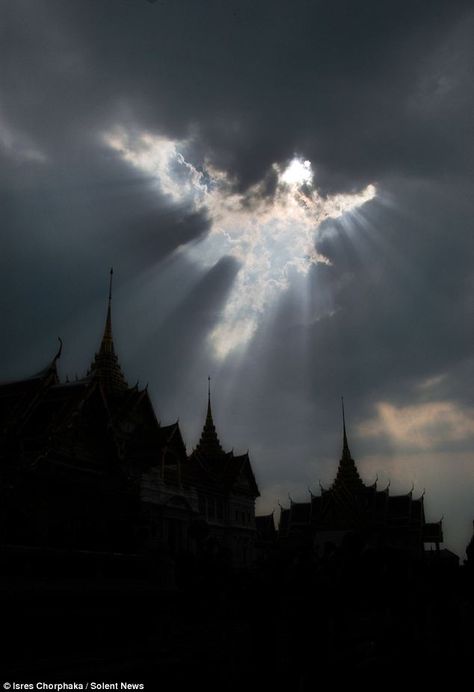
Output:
[54, 337, 63, 363]
[332, 396, 365, 492]
[341, 396, 351, 458]
[193, 375, 224, 459]
[99, 268, 115, 356]
[87, 267, 127, 392]
[206, 375, 213, 421]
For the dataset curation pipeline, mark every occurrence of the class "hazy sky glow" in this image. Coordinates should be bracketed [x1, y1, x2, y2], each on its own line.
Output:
[1, 0, 473, 556]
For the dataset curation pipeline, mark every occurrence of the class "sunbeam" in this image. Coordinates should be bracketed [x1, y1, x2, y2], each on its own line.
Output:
[106, 128, 376, 358]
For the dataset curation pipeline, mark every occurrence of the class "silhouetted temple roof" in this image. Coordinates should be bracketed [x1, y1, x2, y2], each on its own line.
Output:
[87, 269, 128, 393]
[0, 300, 172, 475]
[0, 271, 262, 529]
[0, 340, 63, 434]
[331, 398, 365, 494]
[187, 379, 259, 497]
[185, 447, 259, 497]
[277, 402, 441, 554]
[193, 377, 225, 460]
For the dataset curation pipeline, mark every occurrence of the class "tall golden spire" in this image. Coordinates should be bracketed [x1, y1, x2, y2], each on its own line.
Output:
[88, 268, 128, 392]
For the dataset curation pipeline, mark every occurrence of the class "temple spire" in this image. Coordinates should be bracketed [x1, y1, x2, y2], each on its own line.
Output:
[332, 397, 364, 492]
[194, 377, 225, 459]
[99, 268, 114, 356]
[88, 268, 128, 392]
[341, 396, 351, 459]
[206, 375, 213, 423]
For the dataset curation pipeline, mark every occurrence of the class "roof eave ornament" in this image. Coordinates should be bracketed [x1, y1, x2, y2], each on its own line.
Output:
[53, 337, 63, 364]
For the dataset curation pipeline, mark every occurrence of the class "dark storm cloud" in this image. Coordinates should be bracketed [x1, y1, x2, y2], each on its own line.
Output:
[1, 0, 473, 190]
[1, 0, 473, 553]
[251, 177, 474, 430]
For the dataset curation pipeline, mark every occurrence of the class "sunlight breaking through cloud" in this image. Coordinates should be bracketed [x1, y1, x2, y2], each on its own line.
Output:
[280, 158, 313, 186]
[105, 128, 376, 358]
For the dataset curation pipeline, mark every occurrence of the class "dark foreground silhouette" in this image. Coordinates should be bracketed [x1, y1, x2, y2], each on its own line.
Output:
[1, 276, 472, 687]
[2, 535, 473, 689]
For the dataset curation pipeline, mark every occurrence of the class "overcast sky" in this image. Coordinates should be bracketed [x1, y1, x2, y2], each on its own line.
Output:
[1, 0, 473, 555]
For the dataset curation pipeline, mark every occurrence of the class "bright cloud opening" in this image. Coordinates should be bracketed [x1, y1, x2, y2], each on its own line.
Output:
[280, 158, 313, 186]
[105, 128, 376, 359]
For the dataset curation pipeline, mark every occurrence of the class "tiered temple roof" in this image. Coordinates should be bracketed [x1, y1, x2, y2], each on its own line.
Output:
[331, 398, 365, 493]
[87, 268, 128, 393]
[0, 271, 264, 571]
[278, 400, 443, 552]
[0, 271, 188, 479]
[187, 379, 259, 498]
[193, 377, 225, 460]
[0, 271, 260, 509]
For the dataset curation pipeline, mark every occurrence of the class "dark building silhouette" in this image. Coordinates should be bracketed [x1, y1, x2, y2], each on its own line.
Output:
[278, 400, 443, 558]
[0, 270, 260, 581]
[1, 273, 472, 684]
[466, 521, 474, 570]
[186, 377, 260, 563]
